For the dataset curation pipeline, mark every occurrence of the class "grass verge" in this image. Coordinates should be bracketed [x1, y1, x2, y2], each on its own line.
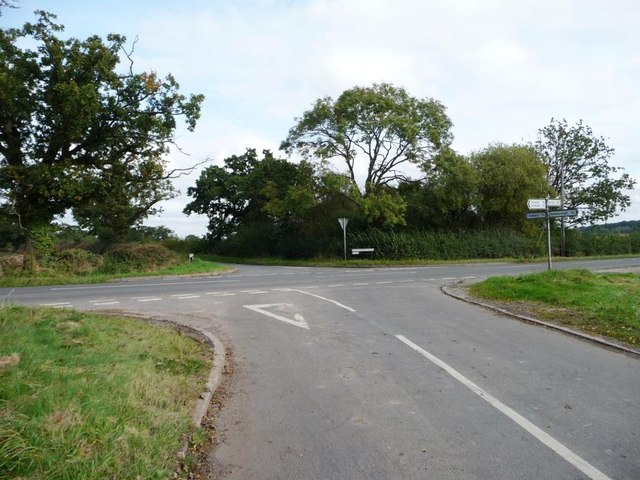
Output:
[0, 306, 212, 479]
[0, 258, 229, 288]
[469, 269, 640, 348]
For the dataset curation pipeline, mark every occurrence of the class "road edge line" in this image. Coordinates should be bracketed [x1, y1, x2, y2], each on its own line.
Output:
[396, 334, 612, 480]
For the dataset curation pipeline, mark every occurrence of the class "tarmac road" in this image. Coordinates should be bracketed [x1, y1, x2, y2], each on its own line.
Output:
[3, 258, 640, 479]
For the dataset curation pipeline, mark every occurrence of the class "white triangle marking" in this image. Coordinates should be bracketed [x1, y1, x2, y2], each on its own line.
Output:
[244, 304, 309, 330]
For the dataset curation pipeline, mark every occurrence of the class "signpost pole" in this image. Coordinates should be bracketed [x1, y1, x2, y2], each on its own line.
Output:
[546, 197, 552, 270]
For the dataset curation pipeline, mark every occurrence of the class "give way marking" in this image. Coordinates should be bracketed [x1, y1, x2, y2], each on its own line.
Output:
[243, 304, 309, 330]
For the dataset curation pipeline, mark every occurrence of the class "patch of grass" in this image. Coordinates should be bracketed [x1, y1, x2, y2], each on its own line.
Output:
[469, 269, 640, 347]
[0, 306, 212, 480]
[0, 257, 229, 288]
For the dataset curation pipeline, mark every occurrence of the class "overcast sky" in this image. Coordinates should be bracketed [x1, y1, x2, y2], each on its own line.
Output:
[4, 0, 639, 237]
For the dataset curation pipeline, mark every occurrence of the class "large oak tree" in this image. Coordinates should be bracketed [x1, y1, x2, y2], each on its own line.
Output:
[0, 11, 203, 257]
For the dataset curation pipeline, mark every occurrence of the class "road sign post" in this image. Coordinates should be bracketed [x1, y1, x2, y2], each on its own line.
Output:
[526, 198, 579, 270]
[338, 218, 349, 261]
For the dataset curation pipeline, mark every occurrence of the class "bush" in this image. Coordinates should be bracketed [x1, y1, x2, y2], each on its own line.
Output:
[100, 243, 180, 273]
[41, 248, 103, 274]
[565, 231, 632, 256]
[0, 254, 25, 276]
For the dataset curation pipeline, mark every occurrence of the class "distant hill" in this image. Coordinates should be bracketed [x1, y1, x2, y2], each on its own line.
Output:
[580, 220, 640, 233]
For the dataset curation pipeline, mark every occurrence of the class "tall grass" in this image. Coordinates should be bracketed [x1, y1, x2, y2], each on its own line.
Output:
[0, 306, 211, 479]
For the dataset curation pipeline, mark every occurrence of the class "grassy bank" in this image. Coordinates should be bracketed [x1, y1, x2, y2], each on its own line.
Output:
[0, 257, 229, 288]
[0, 306, 212, 479]
[469, 270, 640, 347]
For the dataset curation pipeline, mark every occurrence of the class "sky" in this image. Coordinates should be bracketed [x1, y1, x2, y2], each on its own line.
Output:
[3, 0, 639, 237]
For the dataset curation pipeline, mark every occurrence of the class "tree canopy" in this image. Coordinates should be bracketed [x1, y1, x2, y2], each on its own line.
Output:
[536, 118, 635, 225]
[0, 11, 204, 250]
[280, 83, 453, 195]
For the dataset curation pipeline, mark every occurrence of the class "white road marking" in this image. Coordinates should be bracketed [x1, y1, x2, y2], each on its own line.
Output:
[137, 298, 162, 302]
[293, 289, 356, 313]
[206, 292, 236, 296]
[241, 290, 268, 294]
[50, 279, 241, 291]
[327, 284, 344, 287]
[272, 288, 295, 292]
[92, 301, 120, 306]
[171, 293, 197, 297]
[40, 302, 71, 306]
[89, 299, 116, 303]
[175, 295, 200, 299]
[353, 282, 370, 286]
[376, 281, 392, 285]
[244, 304, 309, 330]
[397, 279, 414, 283]
[396, 335, 612, 480]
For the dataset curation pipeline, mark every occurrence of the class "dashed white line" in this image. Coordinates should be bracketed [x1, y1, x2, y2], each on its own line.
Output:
[353, 282, 370, 286]
[376, 281, 392, 285]
[396, 335, 612, 480]
[175, 295, 200, 300]
[137, 298, 162, 302]
[40, 302, 71, 306]
[92, 301, 120, 306]
[327, 284, 344, 288]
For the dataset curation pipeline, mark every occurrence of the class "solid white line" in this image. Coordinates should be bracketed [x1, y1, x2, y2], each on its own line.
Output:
[395, 335, 611, 480]
[293, 289, 356, 313]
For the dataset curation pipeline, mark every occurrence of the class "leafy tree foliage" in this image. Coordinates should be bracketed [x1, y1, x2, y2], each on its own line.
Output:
[184, 149, 317, 242]
[281, 83, 453, 195]
[536, 118, 635, 225]
[471, 144, 549, 231]
[0, 11, 203, 253]
[400, 148, 479, 230]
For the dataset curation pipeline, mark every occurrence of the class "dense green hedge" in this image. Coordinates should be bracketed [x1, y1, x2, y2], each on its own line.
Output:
[565, 231, 640, 256]
[347, 229, 545, 260]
